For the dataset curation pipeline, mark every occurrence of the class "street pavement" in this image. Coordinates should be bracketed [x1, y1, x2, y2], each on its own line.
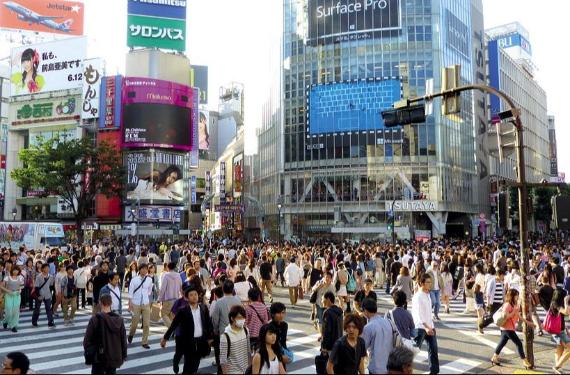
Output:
[0, 285, 562, 374]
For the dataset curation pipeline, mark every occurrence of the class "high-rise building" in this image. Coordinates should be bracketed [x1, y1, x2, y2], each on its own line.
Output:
[548, 116, 558, 177]
[277, 0, 487, 240]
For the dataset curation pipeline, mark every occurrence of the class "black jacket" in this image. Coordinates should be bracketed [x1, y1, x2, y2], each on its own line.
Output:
[322, 305, 343, 351]
[269, 320, 289, 350]
[84, 312, 127, 369]
[164, 304, 213, 343]
[93, 272, 109, 304]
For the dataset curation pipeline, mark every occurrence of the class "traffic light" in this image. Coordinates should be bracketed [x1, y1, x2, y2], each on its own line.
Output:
[381, 104, 426, 128]
[442, 65, 461, 115]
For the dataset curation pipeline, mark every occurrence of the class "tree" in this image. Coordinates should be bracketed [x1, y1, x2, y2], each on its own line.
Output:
[11, 136, 124, 242]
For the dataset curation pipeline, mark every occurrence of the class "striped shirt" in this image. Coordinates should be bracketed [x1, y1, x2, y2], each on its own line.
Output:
[493, 281, 504, 304]
[220, 328, 251, 374]
[245, 303, 270, 339]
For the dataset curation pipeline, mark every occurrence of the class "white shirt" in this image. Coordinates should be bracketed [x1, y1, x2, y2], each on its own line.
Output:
[493, 249, 502, 264]
[106, 283, 122, 312]
[284, 263, 302, 287]
[191, 305, 203, 338]
[128, 275, 153, 306]
[412, 290, 434, 330]
[431, 270, 439, 290]
[73, 267, 90, 289]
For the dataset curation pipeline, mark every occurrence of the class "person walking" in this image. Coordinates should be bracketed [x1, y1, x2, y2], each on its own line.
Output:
[326, 313, 367, 375]
[73, 261, 89, 310]
[361, 298, 395, 374]
[1, 266, 24, 333]
[480, 269, 505, 332]
[313, 272, 336, 331]
[260, 256, 274, 303]
[31, 263, 55, 328]
[83, 294, 128, 375]
[220, 305, 252, 375]
[159, 262, 183, 328]
[275, 253, 286, 288]
[426, 261, 444, 321]
[99, 273, 122, 315]
[127, 263, 153, 349]
[61, 266, 78, 325]
[211, 280, 242, 373]
[319, 291, 343, 357]
[440, 263, 453, 314]
[268, 302, 292, 364]
[391, 267, 414, 309]
[160, 286, 213, 375]
[491, 289, 533, 369]
[93, 262, 110, 314]
[412, 274, 439, 375]
[251, 324, 286, 375]
[354, 278, 377, 314]
[386, 291, 416, 341]
[245, 288, 270, 352]
[284, 257, 302, 305]
[548, 289, 570, 374]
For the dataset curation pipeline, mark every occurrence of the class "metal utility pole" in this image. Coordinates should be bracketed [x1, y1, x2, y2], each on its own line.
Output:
[400, 83, 534, 367]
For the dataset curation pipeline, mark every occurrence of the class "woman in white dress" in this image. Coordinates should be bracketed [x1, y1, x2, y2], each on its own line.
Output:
[440, 263, 454, 314]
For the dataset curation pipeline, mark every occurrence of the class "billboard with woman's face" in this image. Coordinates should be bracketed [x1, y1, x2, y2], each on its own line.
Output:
[122, 77, 195, 151]
[125, 150, 186, 205]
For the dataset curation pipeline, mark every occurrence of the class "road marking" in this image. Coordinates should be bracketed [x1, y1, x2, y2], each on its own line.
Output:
[439, 358, 481, 374]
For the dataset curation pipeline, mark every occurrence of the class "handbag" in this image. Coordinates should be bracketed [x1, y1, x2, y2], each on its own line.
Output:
[388, 311, 419, 353]
[346, 270, 356, 293]
[492, 307, 507, 328]
[84, 314, 105, 365]
[315, 352, 329, 375]
[298, 285, 304, 300]
[31, 277, 50, 300]
[544, 310, 562, 334]
[282, 347, 295, 363]
[150, 302, 161, 322]
[310, 289, 318, 304]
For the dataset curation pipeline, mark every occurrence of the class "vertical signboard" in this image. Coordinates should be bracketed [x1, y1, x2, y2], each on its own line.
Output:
[81, 58, 104, 120]
[219, 162, 226, 203]
[488, 39, 501, 120]
[205, 170, 211, 209]
[190, 65, 208, 104]
[98, 75, 123, 129]
[191, 175, 197, 205]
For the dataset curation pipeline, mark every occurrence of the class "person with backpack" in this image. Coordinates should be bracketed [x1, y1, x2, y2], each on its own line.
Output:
[490, 289, 533, 369]
[251, 324, 286, 375]
[220, 305, 251, 375]
[361, 298, 395, 374]
[326, 313, 367, 375]
[160, 286, 213, 375]
[83, 294, 127, 375]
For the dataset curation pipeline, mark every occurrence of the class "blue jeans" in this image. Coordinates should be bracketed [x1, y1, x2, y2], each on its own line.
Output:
[416, 328, 440, 375]
[430, 290, 441, 316]
[32, 298, 54, 326]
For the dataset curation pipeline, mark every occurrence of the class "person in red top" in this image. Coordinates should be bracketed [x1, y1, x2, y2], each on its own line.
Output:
[491, 289, 534, 369]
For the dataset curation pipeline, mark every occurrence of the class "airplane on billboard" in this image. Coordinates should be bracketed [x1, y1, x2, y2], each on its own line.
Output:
[2, 1, 74, 33]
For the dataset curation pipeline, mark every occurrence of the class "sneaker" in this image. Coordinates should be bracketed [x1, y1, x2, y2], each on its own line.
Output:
[142, 344, 150, 349]
[2, 323, 7, 329]
[48, 323, 56, 328]
[173, 364, 179, 374]
[11, 328, 17, 333]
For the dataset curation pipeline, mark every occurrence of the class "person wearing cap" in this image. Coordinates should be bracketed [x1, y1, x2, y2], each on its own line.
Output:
[284, 257, 303, 305]
[354, 279, 377, 315]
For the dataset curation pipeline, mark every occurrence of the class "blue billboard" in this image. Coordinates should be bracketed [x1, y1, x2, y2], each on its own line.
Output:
[487, 39, 502, 120]
[496, 33, 532, 56]
[128, 0, 187, 20]
[307, 79, 401, 134]
[98, 75, 123, 129]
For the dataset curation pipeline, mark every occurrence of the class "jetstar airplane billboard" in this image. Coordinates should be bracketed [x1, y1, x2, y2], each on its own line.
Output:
[0, 0, 84, 36]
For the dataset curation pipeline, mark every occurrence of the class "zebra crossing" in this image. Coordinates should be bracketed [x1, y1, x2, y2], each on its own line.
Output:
[0, 288, 555, 374]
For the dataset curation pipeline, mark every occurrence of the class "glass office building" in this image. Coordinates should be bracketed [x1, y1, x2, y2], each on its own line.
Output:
[280, 0, 485, 240]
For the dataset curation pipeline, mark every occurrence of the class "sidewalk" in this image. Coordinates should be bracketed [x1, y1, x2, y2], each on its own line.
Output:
[478, 347, 559, 374]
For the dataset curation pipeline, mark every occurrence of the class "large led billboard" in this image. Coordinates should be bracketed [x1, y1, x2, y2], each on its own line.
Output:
[125, 150, 186, 205]
[307, 78, 401, 134]
[307, 0, 401, 46]
[122, 77, 194, 150]
[0, 0, 84, 36]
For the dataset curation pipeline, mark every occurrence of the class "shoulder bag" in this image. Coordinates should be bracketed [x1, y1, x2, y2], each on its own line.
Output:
[31, 277, 50, 300]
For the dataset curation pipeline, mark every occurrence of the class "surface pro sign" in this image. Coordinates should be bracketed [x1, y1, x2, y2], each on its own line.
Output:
[308, 0, 401, 46]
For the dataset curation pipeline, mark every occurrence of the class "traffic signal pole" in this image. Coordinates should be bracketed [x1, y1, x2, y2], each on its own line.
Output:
[403, 83, 534, 367]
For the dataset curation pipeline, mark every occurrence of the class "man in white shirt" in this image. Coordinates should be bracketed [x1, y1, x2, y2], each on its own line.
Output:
[284, 257, 303, 305]
[128, 263, 154, 349]
[412, 274, 440, 375]
[100, 273, 122, 314]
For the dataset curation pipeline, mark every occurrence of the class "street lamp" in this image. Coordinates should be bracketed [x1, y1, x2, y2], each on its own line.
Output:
[11, 208, 17, 221]
[277, 202, 282, 246]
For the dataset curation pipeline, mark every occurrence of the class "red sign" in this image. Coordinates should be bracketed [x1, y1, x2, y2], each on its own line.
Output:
[0, 155, 5, 169]
[95, 131, 121, 219]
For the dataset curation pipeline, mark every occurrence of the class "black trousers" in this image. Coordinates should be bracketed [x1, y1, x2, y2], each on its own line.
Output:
[77, 288, 86, 308]
[173, 336, 184, 372]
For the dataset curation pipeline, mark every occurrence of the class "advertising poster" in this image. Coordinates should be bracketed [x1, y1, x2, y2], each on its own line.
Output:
[10, 37, 87, 96]
[98, 75, 123, 129]
[190, 65, 208, 104]
[307, 0, 401, 46]
[125, 150, 186, 205]
[219, 161, 226, 203]
[81, 58, 103, 120]
[124, 205, 182, 223]
[10, 96, 80, 127]
[122, 77, 194, 150]
[233, 154, 243, 194]
[127, 14, 186, 52]
[198, 110, 210, 150]
[0, 0, 84, 36]
[191, 175, 197, 204]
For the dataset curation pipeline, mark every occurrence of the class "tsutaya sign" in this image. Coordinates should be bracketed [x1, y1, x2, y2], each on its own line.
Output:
[387, 200, 438, 212]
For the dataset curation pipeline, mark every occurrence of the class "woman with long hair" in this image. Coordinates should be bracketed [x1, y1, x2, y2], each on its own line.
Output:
[440, 263, 453, 314]
[491, 289, 533, 369]
[252, 324, 286, 374]
[1, 266, 24, 332]
[392, 266, 414, 308]
[550, 289, 570, 374]
[11, 48, 44, 94]
[123, 261, 138, 292]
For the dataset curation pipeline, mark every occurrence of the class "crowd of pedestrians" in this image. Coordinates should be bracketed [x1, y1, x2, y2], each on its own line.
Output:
[0, 232, 569, 374]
